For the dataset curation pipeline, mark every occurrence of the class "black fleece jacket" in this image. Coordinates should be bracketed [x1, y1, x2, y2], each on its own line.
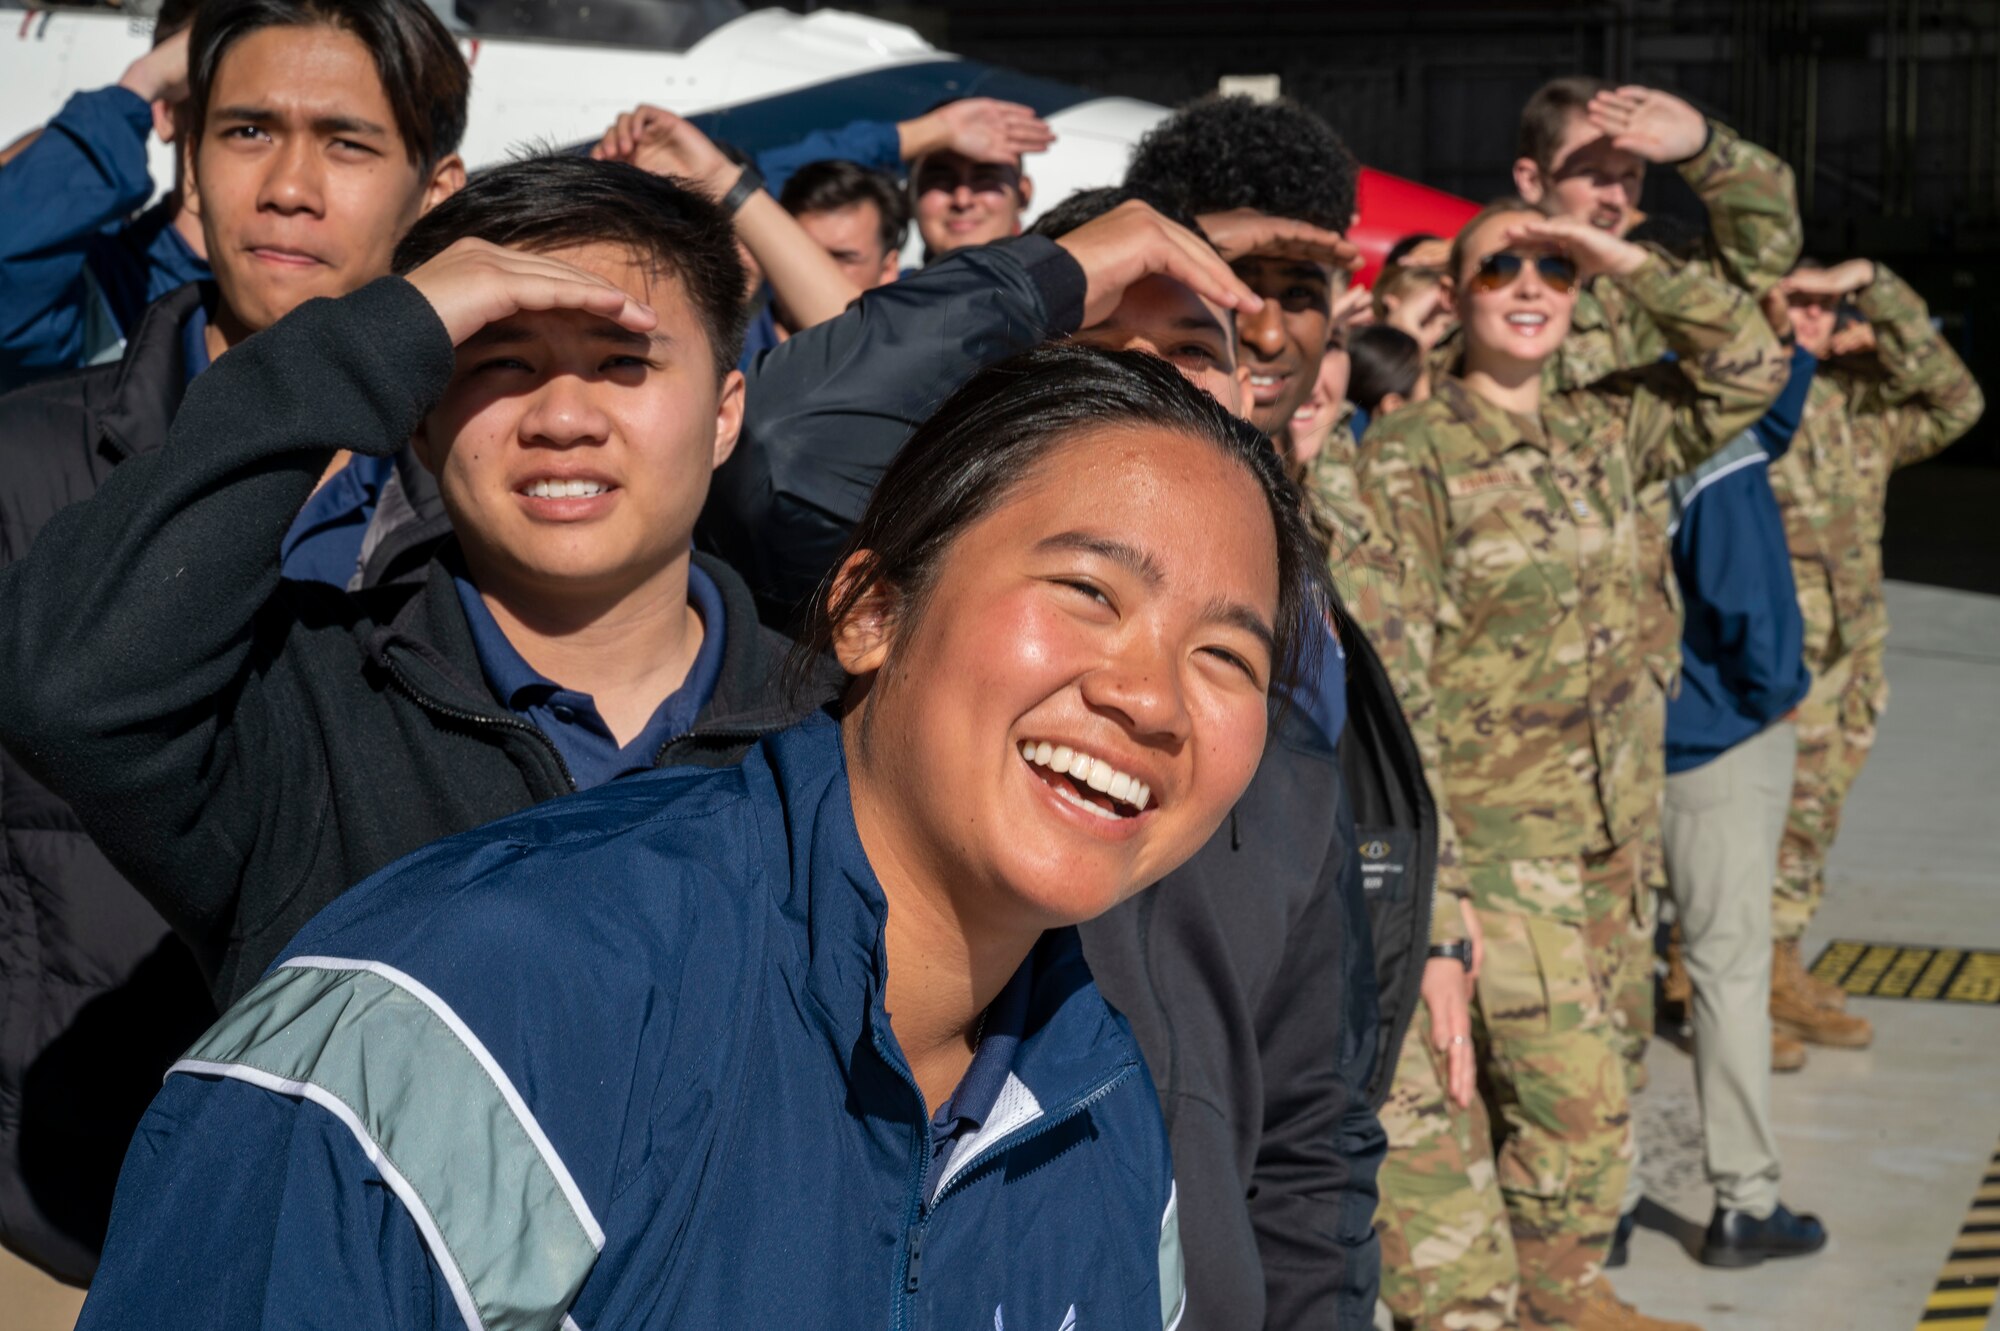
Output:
[701, 233, 1087, 626]
[1079, 705, 1385, 1330]
[0, 277, 796, 1005]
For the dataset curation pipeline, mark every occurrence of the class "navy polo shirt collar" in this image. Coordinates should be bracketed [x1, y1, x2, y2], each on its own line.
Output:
[451, 560, 728, 790]
[928, 955, 1034, 1189]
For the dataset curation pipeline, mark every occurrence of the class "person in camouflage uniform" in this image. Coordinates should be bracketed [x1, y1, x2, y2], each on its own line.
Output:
[1508, 78, 1805, 1096]
[1765, 257, 1985, 1042]
[1360, 202, 1785, 1331]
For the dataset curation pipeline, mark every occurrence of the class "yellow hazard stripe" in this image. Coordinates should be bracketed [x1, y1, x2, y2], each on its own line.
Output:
[1915, 1137, 2000, 1329]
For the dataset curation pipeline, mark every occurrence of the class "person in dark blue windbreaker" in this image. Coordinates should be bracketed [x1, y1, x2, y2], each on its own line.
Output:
[76, 341, 1334, 1331]
[1659, 342, 1829, 1269]
[0, 2, 210, 389]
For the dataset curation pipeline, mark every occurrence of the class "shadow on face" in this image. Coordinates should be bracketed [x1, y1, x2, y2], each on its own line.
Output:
[911, 149, 1029, 256]
[797, 200, 900, 291]
[1519, 111, 1646, 235]
[415, 241, 741, 612]
[1230, 254, 1334, 435]
[1070, 275, 1247, 419]
[1450, 210, 1578, 373]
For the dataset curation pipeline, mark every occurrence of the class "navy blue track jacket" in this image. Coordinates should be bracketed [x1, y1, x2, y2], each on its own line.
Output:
[1665, 347, 1817, 773]
[79, 713, 1185, 1331]
[0, 87, 209, 387]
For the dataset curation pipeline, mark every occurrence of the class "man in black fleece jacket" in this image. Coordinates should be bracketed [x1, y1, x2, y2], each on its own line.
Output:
[0, 160, 802, 1005]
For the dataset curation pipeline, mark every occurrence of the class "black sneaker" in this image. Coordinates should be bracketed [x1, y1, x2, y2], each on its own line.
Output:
[1607, 1207, 1637, 1268]
[1699, 1202, 1827, 1268]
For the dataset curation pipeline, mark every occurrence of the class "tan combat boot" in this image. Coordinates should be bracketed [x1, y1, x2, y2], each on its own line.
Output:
[1774, 937, 1848, 1010]
[1772, 1029, 1807, 1072]
[1772, 943, 1874, 1048]
[1573, 1280, 1703, 1331]
[1664, 928, 1692, 1007]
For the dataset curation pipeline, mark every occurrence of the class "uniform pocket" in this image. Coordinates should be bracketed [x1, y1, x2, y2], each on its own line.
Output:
[1496, 1127, 1573, 1203]
[1474, 909, 1604, 1039]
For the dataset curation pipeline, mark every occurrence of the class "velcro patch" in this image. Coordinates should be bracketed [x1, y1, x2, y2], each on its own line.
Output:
[1446, 465, 1526, 497]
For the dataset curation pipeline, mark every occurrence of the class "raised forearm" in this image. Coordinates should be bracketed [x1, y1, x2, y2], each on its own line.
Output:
[734, 191, 863, 333]
[1855, 264, 1987, 465]
[1678, 119, 1803, 296]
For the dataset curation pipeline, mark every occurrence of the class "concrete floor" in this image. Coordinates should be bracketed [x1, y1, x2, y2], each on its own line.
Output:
[4, 579, 1997, 1329]
[1614, 580, 2000, 1331]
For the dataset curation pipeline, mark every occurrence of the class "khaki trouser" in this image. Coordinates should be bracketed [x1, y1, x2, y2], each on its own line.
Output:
[1663, 720, 1797, 1217]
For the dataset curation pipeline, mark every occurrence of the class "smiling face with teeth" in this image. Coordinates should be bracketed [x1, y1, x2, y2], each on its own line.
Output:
[1231, 254, 1336, 437]
[1450, 210, 1577, 374]
[835, 425, 1282, 936]
[414, 240, 744, 613]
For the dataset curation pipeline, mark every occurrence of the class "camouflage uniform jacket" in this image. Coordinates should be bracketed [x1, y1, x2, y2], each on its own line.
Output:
[1308, 407, 1395, 620]
[1769, 266, 1986, 668]
[1359, 255, 1785, 907]
[1549, 120, 1804, 694]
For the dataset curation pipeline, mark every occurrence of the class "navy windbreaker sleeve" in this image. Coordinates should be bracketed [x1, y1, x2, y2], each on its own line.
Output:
[754, 119, 903, 199]
[80, 1074, 458, 1331]
[1751, 347, 1817, 461]
[0, 87, 157, 381]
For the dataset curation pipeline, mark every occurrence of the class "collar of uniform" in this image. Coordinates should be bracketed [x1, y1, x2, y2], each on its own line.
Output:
[1435, 376, 1547, 462]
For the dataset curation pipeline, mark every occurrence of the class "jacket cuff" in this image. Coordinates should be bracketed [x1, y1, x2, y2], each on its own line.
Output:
[1675, 118, 1730, 177]
[1617, 251, 1695, 314]
[89, 85, 157, 136]
[1428, 886, 1470, 945]
[1005, 234, 1088, 334]
[1852, 263, 1922, 323]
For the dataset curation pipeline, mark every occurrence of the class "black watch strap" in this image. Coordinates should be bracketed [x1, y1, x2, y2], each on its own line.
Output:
[1428, 940, 1473, 969]
[721, 165, 764, 216]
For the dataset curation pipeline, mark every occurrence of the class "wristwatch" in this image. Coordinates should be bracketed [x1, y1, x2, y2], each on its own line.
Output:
[1428, 940, 1473, 969]
[721, 164, 765, 216]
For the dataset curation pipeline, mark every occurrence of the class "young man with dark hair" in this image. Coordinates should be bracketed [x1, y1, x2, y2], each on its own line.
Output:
[1125, 93, 1361, 443]
[0, 0, 466, 1283]
[0, 154, 787, 1013]
[781, 158, 908, 291]
[0, 0, 208, 386]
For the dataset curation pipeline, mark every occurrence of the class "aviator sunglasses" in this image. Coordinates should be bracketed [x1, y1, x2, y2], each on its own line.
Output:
[1468, 250, 1579, 296]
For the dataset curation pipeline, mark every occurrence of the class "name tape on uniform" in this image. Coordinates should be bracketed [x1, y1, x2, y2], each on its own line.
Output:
[1811, 941, 2000, 1004]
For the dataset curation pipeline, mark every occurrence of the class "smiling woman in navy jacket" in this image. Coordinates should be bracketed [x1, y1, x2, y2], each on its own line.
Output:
[76, 333, 1332, 1331]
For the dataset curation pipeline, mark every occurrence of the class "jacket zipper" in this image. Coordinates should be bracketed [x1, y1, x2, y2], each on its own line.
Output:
[382, 654, 581, 792]
[889, 1062, 1141, 1325]
[650, 721, 774, 768]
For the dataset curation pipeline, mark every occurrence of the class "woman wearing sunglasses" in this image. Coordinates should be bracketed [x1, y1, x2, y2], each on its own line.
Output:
[1360, 200, 1786, 1331]
[76, 342, 1332, 1331]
